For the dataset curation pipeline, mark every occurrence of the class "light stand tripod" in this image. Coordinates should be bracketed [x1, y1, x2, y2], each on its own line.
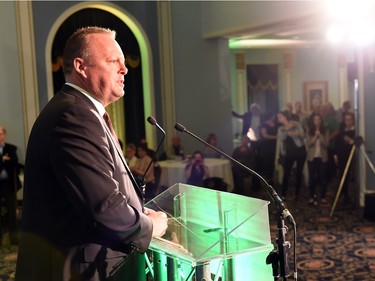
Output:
[330, 136, 375, 217]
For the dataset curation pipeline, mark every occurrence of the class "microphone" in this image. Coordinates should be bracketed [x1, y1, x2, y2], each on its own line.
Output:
[147, 116, 166, 136]
[174, 122, 296, 226]
[140, 116, 166, 195]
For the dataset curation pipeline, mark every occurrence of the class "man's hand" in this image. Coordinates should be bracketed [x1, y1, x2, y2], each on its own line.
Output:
[2, 153, 10, 161]
[143, 207, 155, 215]
[147, 211, 168, 238]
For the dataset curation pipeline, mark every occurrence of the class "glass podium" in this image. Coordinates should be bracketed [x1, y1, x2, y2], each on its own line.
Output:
[145, 183, 274, 281]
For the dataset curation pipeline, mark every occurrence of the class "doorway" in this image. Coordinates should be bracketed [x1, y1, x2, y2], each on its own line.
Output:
[247, 64, 279, 114]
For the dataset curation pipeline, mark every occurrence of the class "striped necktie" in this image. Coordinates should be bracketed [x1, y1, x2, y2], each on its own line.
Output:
[103, 112, 122, 150]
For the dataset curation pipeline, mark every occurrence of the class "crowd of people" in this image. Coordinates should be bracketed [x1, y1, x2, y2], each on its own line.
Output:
[126, 99, 356, 205]
[231, 100, 356, 207]
[125, 133, 219, 194]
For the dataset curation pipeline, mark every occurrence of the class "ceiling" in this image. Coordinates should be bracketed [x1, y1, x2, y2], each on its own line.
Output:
[224, 1, 375, 50]
[227, 10, 334, 49]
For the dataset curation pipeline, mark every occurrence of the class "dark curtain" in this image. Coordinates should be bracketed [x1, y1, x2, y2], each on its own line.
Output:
[247, 64, 279, 113]
[51, 8, 145, 144]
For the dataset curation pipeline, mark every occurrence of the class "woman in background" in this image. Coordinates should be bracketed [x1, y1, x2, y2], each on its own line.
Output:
[133, 143, 155, 202]
[277, 110, 307, 201]
[125, 143, 138, 171]
[306, 113, 329, 205]
[202, 133, 222, 158]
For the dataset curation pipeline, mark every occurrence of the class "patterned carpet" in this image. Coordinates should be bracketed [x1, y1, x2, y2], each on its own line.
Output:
[1, 178, 375, 281]
[0, 238, 17, 281]
[263, 176, 375, 281]
[283, 203, 375, 280]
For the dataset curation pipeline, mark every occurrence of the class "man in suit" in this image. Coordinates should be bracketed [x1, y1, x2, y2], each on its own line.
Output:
[15, 27, 168, 281]
[232, 103, 262, 192]
[0, 126, 21, 245]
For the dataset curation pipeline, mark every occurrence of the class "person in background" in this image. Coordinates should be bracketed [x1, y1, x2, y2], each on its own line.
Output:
[334, 112, 356, 204]
[232, 103, 262, 138]
[185, 150, 210, 187]
[201, 133, 222, 158]
[322, 102, 339, 183]
[125, 143, 138, 170]
[139, 138, 156, 161]
[166, 134, 186, 160]
[133, 143, 156, 202]
[294, 101, 308, 130]
[335, 100, 352, 129]
[232, 103, 262, 191]
[0, 125, 21, 245]
[277, 110, 307, 201]
[15, 27, 168, 281]
[306, 113, 329, 206]
[308, 103, 324, 123]
[285, 102, 299, 122]
[231, 135, 253, 195]
[258, 111, 278, 186]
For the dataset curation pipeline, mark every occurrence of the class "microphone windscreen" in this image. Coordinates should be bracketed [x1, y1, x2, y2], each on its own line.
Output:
[174, 123, 186, 132]
[147, 116, 157, 125]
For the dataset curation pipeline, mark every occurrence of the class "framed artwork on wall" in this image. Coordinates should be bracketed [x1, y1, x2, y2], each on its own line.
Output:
[303, 80, 328, 113]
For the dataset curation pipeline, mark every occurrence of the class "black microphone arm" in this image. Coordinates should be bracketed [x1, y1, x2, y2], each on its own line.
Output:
[174, 122, 295, 226]
[140, 116, 166, 192]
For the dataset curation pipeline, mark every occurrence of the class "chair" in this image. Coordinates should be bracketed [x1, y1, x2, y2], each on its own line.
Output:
[203, 177, 227, 191]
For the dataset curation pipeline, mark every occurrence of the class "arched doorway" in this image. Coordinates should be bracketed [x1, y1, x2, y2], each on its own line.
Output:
[46, 2, 156, 149]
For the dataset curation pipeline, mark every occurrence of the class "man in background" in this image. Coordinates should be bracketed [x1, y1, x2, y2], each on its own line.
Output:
[0, 125, 21, 245]
[165, 134, 186, 160]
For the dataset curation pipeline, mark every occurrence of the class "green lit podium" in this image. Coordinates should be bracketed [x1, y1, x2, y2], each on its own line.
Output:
[144, 183, 274, 281]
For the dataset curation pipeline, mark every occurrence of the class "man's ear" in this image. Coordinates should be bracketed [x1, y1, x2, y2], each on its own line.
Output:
[73, 58, 88, 78]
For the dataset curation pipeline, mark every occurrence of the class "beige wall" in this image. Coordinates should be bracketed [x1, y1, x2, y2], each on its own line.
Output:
[0, 1, 26, 162]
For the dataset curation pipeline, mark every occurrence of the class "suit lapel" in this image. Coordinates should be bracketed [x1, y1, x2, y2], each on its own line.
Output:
[61, 85, 145, 203]
[102, 123, 144, 200]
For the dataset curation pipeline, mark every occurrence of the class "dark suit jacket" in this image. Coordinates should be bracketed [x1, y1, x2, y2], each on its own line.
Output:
[15, 85, 153, 281]
[0, 142, 21, 190]
[232, 110, 254, 136]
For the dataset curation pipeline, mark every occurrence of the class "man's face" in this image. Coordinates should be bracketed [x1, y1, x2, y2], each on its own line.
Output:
[295, 102, 302, 113]
[81, 33, 128, 106]
[137, 148, 146, 158]
[193, 153, 203, 163]
[126, 147, 135, 158]
[0, 128, 6, 145]
[172, 136, 180, 146]
[344, 115, 354, 127]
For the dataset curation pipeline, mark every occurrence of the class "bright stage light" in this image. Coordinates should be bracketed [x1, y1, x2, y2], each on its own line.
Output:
[325, 0, 375, 46]
[350, 19, 375, 46]
[326, 25, 345, 43]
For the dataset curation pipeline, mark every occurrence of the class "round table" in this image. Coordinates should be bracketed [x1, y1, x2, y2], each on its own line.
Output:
[157, 158, 234, 191]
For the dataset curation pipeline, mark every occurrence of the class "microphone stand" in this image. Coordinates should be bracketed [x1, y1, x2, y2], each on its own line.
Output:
[143, 116, 166, 279]
[174, 123, 297, 281]
[140, 116, 166, 201]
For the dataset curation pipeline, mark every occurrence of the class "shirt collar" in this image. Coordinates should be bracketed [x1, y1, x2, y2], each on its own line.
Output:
[65, 83, 105, 116]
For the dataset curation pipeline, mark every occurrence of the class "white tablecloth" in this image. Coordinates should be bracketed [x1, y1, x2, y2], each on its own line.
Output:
[157, 158, 234, 191]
